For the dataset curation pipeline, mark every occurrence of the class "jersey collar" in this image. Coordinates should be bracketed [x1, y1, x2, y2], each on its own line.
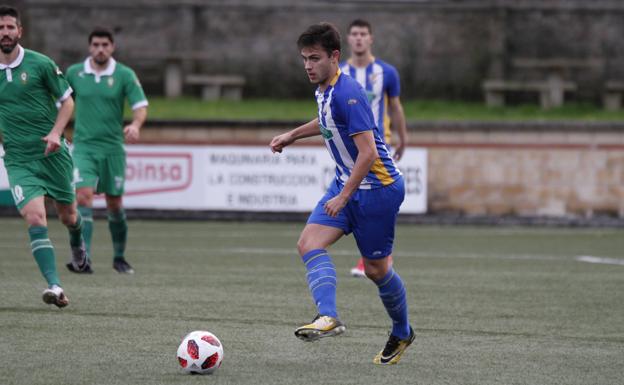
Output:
[83, 56, 116, 82]
[0, 45, 24, 70]
[329, 68, 341, 86]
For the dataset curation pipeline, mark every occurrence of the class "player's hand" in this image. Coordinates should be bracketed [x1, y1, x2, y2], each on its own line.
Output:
[124, 124, 140, 143]
[324, 194, 348, 218]
[393, 142, 406, 161]
[270, 132, 294, 153]
[42, 132, 61, 156]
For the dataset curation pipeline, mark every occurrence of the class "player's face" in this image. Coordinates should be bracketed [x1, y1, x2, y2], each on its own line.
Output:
[0, 16, 22, 55]
[89, 36, 114, 65]
[347, 26, 373, 56]
[301, 45, 339, 86]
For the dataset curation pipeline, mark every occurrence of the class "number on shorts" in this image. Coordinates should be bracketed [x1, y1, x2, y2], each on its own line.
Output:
[11, 185, 24, 204]
[73, 168, 83, 184]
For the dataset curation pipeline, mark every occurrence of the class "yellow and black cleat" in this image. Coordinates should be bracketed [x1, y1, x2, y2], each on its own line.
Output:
[373, 327, 415, 365]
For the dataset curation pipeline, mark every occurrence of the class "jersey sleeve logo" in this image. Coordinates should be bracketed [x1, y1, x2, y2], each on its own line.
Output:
[55, 66, 63, 75]
[348, 98, 358, 105]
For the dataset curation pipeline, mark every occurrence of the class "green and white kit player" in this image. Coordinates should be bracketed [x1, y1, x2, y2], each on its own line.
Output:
[66, 27, 148, 274]
[0, 6, 90, 307]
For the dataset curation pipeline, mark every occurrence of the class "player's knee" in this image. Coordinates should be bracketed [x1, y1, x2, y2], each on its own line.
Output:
[23, 210, 46, 227]
[59, 212, 77, 227]
[105, 196, 122, 212]
[297, 236, 318, 256]
[364, 259, 390, 281]
[76, 195, 91, 206]
[296, 237, 309, 256]
[364, 268, 384, 282]
[76, 190, 93, 206]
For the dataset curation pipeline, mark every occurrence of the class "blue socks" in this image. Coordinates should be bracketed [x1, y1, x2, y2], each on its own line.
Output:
[375, 269, 410, 339]
[302, 249, 338, 318]
[301, 249, 410, 338]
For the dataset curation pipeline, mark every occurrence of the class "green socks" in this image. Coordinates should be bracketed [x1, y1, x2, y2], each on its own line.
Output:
[108, 209, 127, 259]
[29, 226, 60, 287]
[79, 207, 127, 260]
[67, 210, 84, 248]
[78, 206, 93, 255]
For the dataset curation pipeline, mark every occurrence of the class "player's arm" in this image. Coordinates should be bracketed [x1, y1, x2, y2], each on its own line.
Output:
[43, 96, 74, 156]
[124, 69, 149, 143]
[124, 106, 147, 143]
[324, 131, 378, 217]
[388, 96, 407, 161]
[270, 118, 320, 153]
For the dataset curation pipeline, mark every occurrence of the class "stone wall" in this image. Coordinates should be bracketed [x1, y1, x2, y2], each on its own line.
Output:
[134, 120, 624, 218]
[9, 0, 624, 100]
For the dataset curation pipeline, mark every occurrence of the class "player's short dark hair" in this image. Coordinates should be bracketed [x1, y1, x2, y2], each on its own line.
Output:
[88, 27, 114, 44]
[297, 22, 341, 57]
[348, 19, 372, 34]
[0, 5, 20, 25]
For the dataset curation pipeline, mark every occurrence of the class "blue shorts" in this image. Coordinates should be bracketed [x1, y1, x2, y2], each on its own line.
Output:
[307, 176, 405, 259]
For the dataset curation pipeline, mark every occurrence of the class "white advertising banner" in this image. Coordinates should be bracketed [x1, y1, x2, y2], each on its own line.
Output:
[99, 145, 427, 213]
[0, 144, 426, 213]
[94, 145, 205, 209]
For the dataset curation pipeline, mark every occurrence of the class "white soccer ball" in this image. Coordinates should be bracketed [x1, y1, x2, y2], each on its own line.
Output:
[176, 330, 224, 374]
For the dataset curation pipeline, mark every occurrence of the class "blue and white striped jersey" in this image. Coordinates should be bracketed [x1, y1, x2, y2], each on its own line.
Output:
[316, 70, 401, 190]
[340, 58, 400, 144]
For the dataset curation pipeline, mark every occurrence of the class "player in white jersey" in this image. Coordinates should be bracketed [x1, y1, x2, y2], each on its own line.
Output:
[341, 19, 408, 278]
[270, 22, 414, 365]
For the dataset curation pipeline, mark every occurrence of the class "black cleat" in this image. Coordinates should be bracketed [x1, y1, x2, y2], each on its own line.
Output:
[373, 326, 415, 365]
[66, 241, 93, 274]
[113, 258, 135, 274]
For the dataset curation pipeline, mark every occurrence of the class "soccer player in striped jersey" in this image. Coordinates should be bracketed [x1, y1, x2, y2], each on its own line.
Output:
[0, 6, 89, 307]
[270, 22, 414, 365]
[341, 19, 408, 278]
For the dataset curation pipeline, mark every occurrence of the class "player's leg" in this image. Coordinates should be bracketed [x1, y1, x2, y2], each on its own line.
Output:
[353, 177, 414, 364]
[348, 141, 396, 278]
[364, 256, 414, 365]
[99, 153, 132, 273]
[295, 223, 346, 341]
[351, 255, 393, 278]
[76, 187, 95, 257]
[21, 197, 69, 307]
[72, 152, 98, 258]
[56, 200, 90, 273]
[7, 162, 68, 307]
[106, 194, 133, 274]
[43, 151, 91, 274]
[294, 181, 350, 341]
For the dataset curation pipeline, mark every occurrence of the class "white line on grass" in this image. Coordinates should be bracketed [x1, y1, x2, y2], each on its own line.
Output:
[2, 243, 622, 265]
[575, 256, 624, 266]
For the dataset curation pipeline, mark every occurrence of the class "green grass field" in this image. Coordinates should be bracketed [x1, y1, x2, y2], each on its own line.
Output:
[131, 97, 624, 122]
[1, 218, 623, 384]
